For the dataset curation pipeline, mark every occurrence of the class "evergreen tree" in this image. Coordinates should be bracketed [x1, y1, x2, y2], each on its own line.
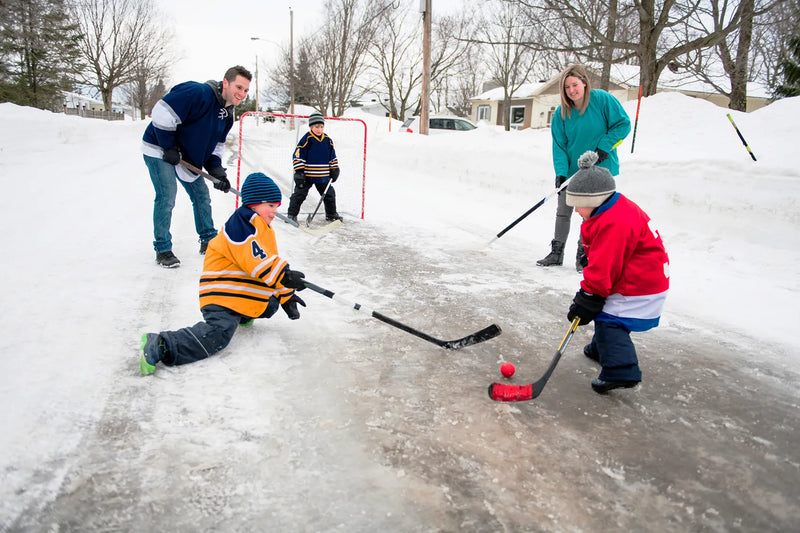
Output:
[0, 0, 81, 109]
[775, 35, 800, 97]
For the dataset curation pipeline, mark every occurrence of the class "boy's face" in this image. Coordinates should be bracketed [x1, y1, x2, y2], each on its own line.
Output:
[310, 123, 324, 136]
[252, 202, 280, 225]
[575, 206, 593, 220]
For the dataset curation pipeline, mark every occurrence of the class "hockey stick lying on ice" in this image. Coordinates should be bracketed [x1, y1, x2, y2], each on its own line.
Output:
[487, 169, 578, 246]
[488, 317, 580, 402]
[303, 281, 502, 349]
[179, 160, 339, 236]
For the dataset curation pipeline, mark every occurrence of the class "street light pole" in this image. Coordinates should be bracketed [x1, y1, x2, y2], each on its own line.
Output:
[254, 53, 259, 112]
[289, 7, 295, 128]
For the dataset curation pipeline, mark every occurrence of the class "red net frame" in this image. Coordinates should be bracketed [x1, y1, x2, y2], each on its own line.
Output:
[236, 112, 367, 219]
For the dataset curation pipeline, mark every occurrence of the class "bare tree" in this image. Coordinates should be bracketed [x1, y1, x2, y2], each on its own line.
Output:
[72, 0, 165, 112]
[428, 12, 476, 115]
[445, 42, 483, 118]
[125, 19, 173, 119]
[672, 0, 780, 111]
[309, 0, 393, 116]
[516, 0, 756, 96]
[367, 3, 422, 121]
[471, 0, 541, 130]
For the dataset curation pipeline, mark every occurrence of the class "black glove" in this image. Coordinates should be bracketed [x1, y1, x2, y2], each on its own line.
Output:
[555, 175, 567, 188]
[567, 290, 606, 324]
[595, 148, 609, 163]
[281, 268, 306, 290]
[162, 147, 181, 165]
[281, 294, 306, 320]
[294, 171, 307, 189]
[208, 167, 230, 192]
[329, 167, 340, 182]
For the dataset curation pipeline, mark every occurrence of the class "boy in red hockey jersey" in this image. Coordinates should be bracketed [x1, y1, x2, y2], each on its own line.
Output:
[139, 172, 307, 375]
[565, 151, 670, 394]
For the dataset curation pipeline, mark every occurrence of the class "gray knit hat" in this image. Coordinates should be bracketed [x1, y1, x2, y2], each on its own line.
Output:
[308, 112, 324, 126]
[566, 151, 616, 208]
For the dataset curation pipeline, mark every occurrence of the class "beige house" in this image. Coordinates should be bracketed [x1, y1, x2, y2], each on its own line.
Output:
[470, 65, 771, 130]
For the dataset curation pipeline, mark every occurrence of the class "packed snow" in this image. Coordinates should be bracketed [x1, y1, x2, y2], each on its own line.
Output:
[1, 92, 798, 530]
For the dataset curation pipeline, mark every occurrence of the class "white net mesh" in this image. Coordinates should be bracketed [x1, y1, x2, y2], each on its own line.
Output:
[235, 112, 366, 219]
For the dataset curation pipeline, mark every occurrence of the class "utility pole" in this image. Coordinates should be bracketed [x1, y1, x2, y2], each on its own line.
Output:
[290, 7, 295, 129]
[420, 0, 431, 135]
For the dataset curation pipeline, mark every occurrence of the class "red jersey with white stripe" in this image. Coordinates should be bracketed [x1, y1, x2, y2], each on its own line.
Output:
[580, 193, 670, 331]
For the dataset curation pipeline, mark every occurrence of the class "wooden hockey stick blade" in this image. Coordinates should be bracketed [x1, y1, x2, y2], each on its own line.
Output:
[487, 317, 580, 402]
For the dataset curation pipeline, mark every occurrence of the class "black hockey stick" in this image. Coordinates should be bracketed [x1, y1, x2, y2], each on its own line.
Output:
[488, 317, 580, 402]
[487, 169, 577, 246]
[306, 179, 334, 226]
[304, 281, 502, 349]
[180, 160, 339, 233]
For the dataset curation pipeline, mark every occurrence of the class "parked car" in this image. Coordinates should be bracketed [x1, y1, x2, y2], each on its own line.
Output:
[401, 115, 477, 133]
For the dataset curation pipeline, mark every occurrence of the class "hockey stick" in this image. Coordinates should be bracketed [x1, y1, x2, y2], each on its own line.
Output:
[487, 170, 577, 246]
[303, 280, 502, 349]
[487, 317, 580, 402]
[306, 179, 334, 226]
[179, 160, 338, 235]
[726, 113, 757, 161]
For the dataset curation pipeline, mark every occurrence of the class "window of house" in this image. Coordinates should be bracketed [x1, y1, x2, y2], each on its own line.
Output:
[477, 105, 490, 122]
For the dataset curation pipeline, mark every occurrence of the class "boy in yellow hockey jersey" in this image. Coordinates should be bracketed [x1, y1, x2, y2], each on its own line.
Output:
[139, 172, 307, 375]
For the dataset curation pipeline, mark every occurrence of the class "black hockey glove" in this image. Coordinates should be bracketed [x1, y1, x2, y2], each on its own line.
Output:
[281, 294, 306, 320]
[294, 171, 307, 189]
[555, 175, 567, 188]
[162, 147, 181, 165]
[567, 290, 606, 324]
[208, 167, 230, 192]
[329, 167, 340, 182]
[595, 148, 609, 163]
[281, 268, 306, 290]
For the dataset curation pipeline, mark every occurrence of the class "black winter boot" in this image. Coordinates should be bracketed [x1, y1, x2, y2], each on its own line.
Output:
[536, 240, 565, 267]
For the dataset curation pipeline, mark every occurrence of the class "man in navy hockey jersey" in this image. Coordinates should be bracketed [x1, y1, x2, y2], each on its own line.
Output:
[142, 65, 251, 268]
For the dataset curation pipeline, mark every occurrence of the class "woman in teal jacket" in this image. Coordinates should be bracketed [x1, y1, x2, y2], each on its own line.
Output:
[537, 64, 631, 271]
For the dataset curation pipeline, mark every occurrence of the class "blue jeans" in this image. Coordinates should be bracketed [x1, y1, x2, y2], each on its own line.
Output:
[144, 155, 217, 253]
[588, 321, 643, 382]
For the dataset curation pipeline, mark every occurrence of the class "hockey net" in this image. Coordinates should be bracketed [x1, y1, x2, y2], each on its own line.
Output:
[235, 112, 366, 219]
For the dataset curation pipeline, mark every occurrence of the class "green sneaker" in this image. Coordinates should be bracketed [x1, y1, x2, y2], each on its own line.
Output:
[139, 333, 159, 376]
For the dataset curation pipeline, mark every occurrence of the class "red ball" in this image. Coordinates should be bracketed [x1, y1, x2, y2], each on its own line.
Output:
[500, 362, 515, 378]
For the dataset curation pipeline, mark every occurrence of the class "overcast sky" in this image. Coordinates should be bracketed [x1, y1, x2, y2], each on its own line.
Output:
[159, 0, 463, 88]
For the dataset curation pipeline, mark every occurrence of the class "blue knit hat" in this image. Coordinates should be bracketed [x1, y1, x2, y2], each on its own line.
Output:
[241, 172, 282, 207]
[308, 112, 324, 126]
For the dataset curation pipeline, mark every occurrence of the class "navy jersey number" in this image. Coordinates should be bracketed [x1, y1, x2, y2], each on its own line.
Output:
[251, 240, 267, 259]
